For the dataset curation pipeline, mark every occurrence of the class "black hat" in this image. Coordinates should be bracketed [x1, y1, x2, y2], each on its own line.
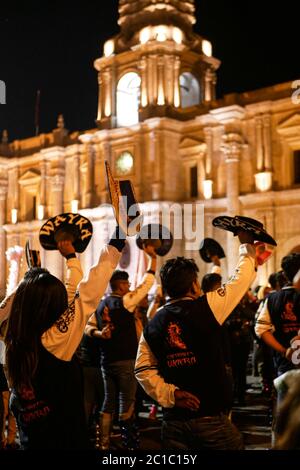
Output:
[25, 241, 41, 268]
[212, 215, 277, 246]
[199, 238, 226, 263]
[136, 224, 173, 256]
[39, 213, 93, 253]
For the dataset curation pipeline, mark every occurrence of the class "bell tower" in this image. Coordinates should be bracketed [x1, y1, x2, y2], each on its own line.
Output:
[95, 0, 220, 129]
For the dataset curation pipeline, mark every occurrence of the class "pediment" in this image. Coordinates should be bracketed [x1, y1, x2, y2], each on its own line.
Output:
[19, 169, 41, 185]
[179, 137, 206, 150]
[277, 113, 300, 130]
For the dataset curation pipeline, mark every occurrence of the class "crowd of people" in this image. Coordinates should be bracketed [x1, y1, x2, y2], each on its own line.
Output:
[0, 219, 300, 451]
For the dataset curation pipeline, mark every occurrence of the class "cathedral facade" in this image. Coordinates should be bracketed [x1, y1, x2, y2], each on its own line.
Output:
[0, 0, 299, 297]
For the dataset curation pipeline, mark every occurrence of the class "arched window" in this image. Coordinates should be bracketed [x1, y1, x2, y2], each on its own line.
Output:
[179, 72, 200, 108]
[116, 72, 141, 127]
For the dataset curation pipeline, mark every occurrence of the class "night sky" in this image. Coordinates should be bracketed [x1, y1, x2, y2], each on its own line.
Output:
[0, 0, 299, 142]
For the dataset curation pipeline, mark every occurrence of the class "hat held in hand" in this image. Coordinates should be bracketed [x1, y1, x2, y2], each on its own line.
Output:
[136, 224, 173, 256]
[199, 238, 226, 263]
[39, 213, 93, 253]
[105, 161, 143, 237]
[212, 215, 277, 246]
[25, 240, 41, 268]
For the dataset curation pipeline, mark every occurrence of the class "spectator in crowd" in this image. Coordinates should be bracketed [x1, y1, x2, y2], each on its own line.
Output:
[135, 230, 257, 450]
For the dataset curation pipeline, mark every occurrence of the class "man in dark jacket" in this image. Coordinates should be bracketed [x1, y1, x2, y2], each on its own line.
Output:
[135, 231, 257, 449]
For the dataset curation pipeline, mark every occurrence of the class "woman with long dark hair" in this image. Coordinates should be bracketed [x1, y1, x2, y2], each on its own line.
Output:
[4, 235, 124, 449]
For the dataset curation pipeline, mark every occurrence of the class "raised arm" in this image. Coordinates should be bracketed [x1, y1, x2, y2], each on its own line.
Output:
[42, 232, 124, 361]
[207, 242, 256, 325]
[123, 244, 157, 312]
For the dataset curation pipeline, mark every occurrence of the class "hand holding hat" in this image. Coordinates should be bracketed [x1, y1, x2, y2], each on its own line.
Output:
[39, 213, 93, 253]
[57, 240, 75, 258]
[212, 215, 277, 246]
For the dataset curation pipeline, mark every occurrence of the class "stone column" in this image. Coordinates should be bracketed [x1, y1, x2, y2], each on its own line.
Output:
[139, 56, 148, 107]
[150, 130, 162, 200]
[204, 128, 213, 178]
[0, 181, 7, 297]
[255, 116, 264, 171]
[165, 55, 174, 105]
[103, 68, 112, 118]
[262, 114, 272, 171]
[100, 140, 111, 203]
[149, 55, 158, 104]
[157, 56, 165, 105]
[221, 133, 243, 275]
[86, 145, 95, 208]
[96, 73, 102, 122]
[173, 56, 181, 107]
[204, 68, 216, 102]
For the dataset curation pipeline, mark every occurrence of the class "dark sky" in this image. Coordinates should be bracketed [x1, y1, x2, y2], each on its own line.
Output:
[0, 0, 299, 141]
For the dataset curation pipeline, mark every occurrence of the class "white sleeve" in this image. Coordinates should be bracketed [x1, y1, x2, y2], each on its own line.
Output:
[255, 298, 274, 337]
[123, 273, 155, 313]
[42, 245, 121, 360]
[207, 244, 256, 325]
[65, 257, 83, 304]
[84, 311, 98, 337]
[135, 333, 178, 408]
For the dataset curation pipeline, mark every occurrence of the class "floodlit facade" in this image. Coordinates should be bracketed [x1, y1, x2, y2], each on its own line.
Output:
[0, 0, 299, 296]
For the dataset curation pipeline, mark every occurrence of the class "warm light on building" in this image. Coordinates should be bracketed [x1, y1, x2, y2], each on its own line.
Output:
[11, 209, 18, 224]
[202, 39, 212, 57]
[139, 27, 151, 44]
[104, 39, 115, 57]
[157, 83, 165, 105]
[203, 179, 213, 199]
[71, 199, 79, 213]
[37, 205, 44, 221]
[141, 88, 148, 107]
[104, 96, 111, 117]
[172, 27, 183, 44]
[174, 84, 180, 107]
[139, 25, 182, 44]
[155, 25, 169, 42]
[255, 171, 272, 192]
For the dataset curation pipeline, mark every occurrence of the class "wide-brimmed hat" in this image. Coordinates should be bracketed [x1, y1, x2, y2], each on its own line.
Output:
[105, 161, 143, 236]
[199, 238, 226, 263]
[25, 240, 41, 268]
[212, 215, 277, 246]
[39, 213, 93, 253]
[136, 224, 173, 256]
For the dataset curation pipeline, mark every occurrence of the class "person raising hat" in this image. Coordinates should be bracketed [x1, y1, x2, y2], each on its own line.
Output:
[85, 242, 157, 451]
[4, 226, 125, 450]
[135, 229, 260, 450]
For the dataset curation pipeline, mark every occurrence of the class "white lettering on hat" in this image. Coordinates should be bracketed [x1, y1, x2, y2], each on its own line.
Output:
[67, 213, 80, 224]
[81, 229, 92, 240]
[75, 217, 89, 230]
[40, 220, 55, 236]
[54, 215, 67, 226]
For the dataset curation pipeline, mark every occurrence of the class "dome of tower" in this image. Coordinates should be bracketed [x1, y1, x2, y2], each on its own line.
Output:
[118, 0, 195, 40]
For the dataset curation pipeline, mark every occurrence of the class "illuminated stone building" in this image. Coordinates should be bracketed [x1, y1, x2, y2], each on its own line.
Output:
[0, 0, 299, 296]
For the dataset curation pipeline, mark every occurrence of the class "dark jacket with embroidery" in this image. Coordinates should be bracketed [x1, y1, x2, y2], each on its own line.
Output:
[143, 297, 233, 420]
[96, 295, 138, 365]
[268, 286, 300, 374]
[10, 345, 89, 450]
